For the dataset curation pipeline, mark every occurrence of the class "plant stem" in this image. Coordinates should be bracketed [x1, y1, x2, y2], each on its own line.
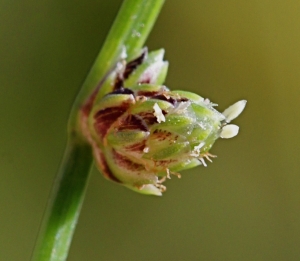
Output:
[31, 137, 93, 261]
[31, 1, 165, 261]
[69, 0, 165, 129]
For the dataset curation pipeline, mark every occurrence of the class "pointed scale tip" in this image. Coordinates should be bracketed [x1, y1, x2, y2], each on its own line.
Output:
[125, 184, 163, 196]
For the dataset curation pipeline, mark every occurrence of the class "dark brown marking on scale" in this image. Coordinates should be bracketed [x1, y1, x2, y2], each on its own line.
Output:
[118, 115, 148, 132]
[107, 87, 134, 96]
[152, 95, 177, 105]
[94, 101, 131, 137]
[113, 149, 145, 171]
[162, 110, 167, 116]
[94, 108, 124, 137]
[113, 48, 148, 91]
[152, 129, 173, 141]
[139, 77, 151, 84]
[154, 159, 177, 167]
[99, 153, 121, 183]
[113, 74, 124, 90]
[137, 90, 160, 97]
[177, 97, 189, 102]
[138, 76, 151, 84]
[123, 47, 148, 79]
[125, 140, 146, 153]
[138, 112, 158, 125]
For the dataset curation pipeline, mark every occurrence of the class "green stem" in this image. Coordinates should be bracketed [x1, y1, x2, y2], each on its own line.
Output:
[31, 1, 165, 261]
[69, 0, 165, 130]
[31, 138, 93, 261]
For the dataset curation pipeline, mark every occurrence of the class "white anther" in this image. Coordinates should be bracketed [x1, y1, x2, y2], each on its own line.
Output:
[199, 158, 207, 167]
[220, 124, 239, 139]
[222, 100, 247, 123]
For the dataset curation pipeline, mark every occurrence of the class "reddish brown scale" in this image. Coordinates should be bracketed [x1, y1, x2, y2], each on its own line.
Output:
[94, 99, 133, 138]
[113, 150, 145, 172]
[138, 112, 158, 125]
[99, 152, 122, 183]
[177, 97, 189, 102]
[154, 159, 177, 167]
[117, 115, 148, 132]
[123, 48, 148, 79]
[113, 48, 148, 91]
[152, 129, 173, 141]
[152, 94, 177, 105]
[125, 140, 146, 153]
[136, 90, 160, 97]
[113, 75, 124, 90]
[94, 107, 125, 137]
[108, 87, 134, 96]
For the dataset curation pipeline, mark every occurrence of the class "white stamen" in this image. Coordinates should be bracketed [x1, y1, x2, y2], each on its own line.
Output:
[204, 98, 218, 107]
[222, 100, 247, 122]
[170, 101, 191, 114]
[166, 169, 171, 179]
[220, 124, 239, 138]
[190, 142, 205, 156]
[153, 103, 166, 123]
[204, 155, 213, 162]
[199, 158, 207, 167]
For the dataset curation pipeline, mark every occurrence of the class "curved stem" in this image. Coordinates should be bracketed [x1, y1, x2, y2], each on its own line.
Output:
[31, 1, 165, 261]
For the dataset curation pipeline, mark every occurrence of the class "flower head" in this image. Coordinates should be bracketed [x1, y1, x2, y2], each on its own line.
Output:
[81, 48, 246, 195]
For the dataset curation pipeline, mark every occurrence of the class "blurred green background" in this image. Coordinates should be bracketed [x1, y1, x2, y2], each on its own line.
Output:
[1, 1, 300, 260]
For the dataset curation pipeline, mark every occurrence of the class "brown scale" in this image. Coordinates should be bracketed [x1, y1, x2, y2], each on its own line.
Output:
[152, 129, 173, 142]
[93, 98, 135, 138]
[138, 111, 159, 126]
[112, 149, 145, 172]
[154, 159, 177, 168]
[117, 114, 148, 132]
[98, 153, 122, 183]
[136, 90, 160, 97]
[152, 94, 177, 105]
[113, 48, 148, 91]
[123, 47, 148, 79]
[125, 140, 146, 153]
[94, 107, 126, 138]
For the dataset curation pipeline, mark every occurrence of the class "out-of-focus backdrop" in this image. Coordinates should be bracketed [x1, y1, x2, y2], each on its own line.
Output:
[1, 1, 300, 260]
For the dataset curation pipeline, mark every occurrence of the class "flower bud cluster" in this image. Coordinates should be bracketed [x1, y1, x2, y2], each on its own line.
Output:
[81, 48, 246, 195]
